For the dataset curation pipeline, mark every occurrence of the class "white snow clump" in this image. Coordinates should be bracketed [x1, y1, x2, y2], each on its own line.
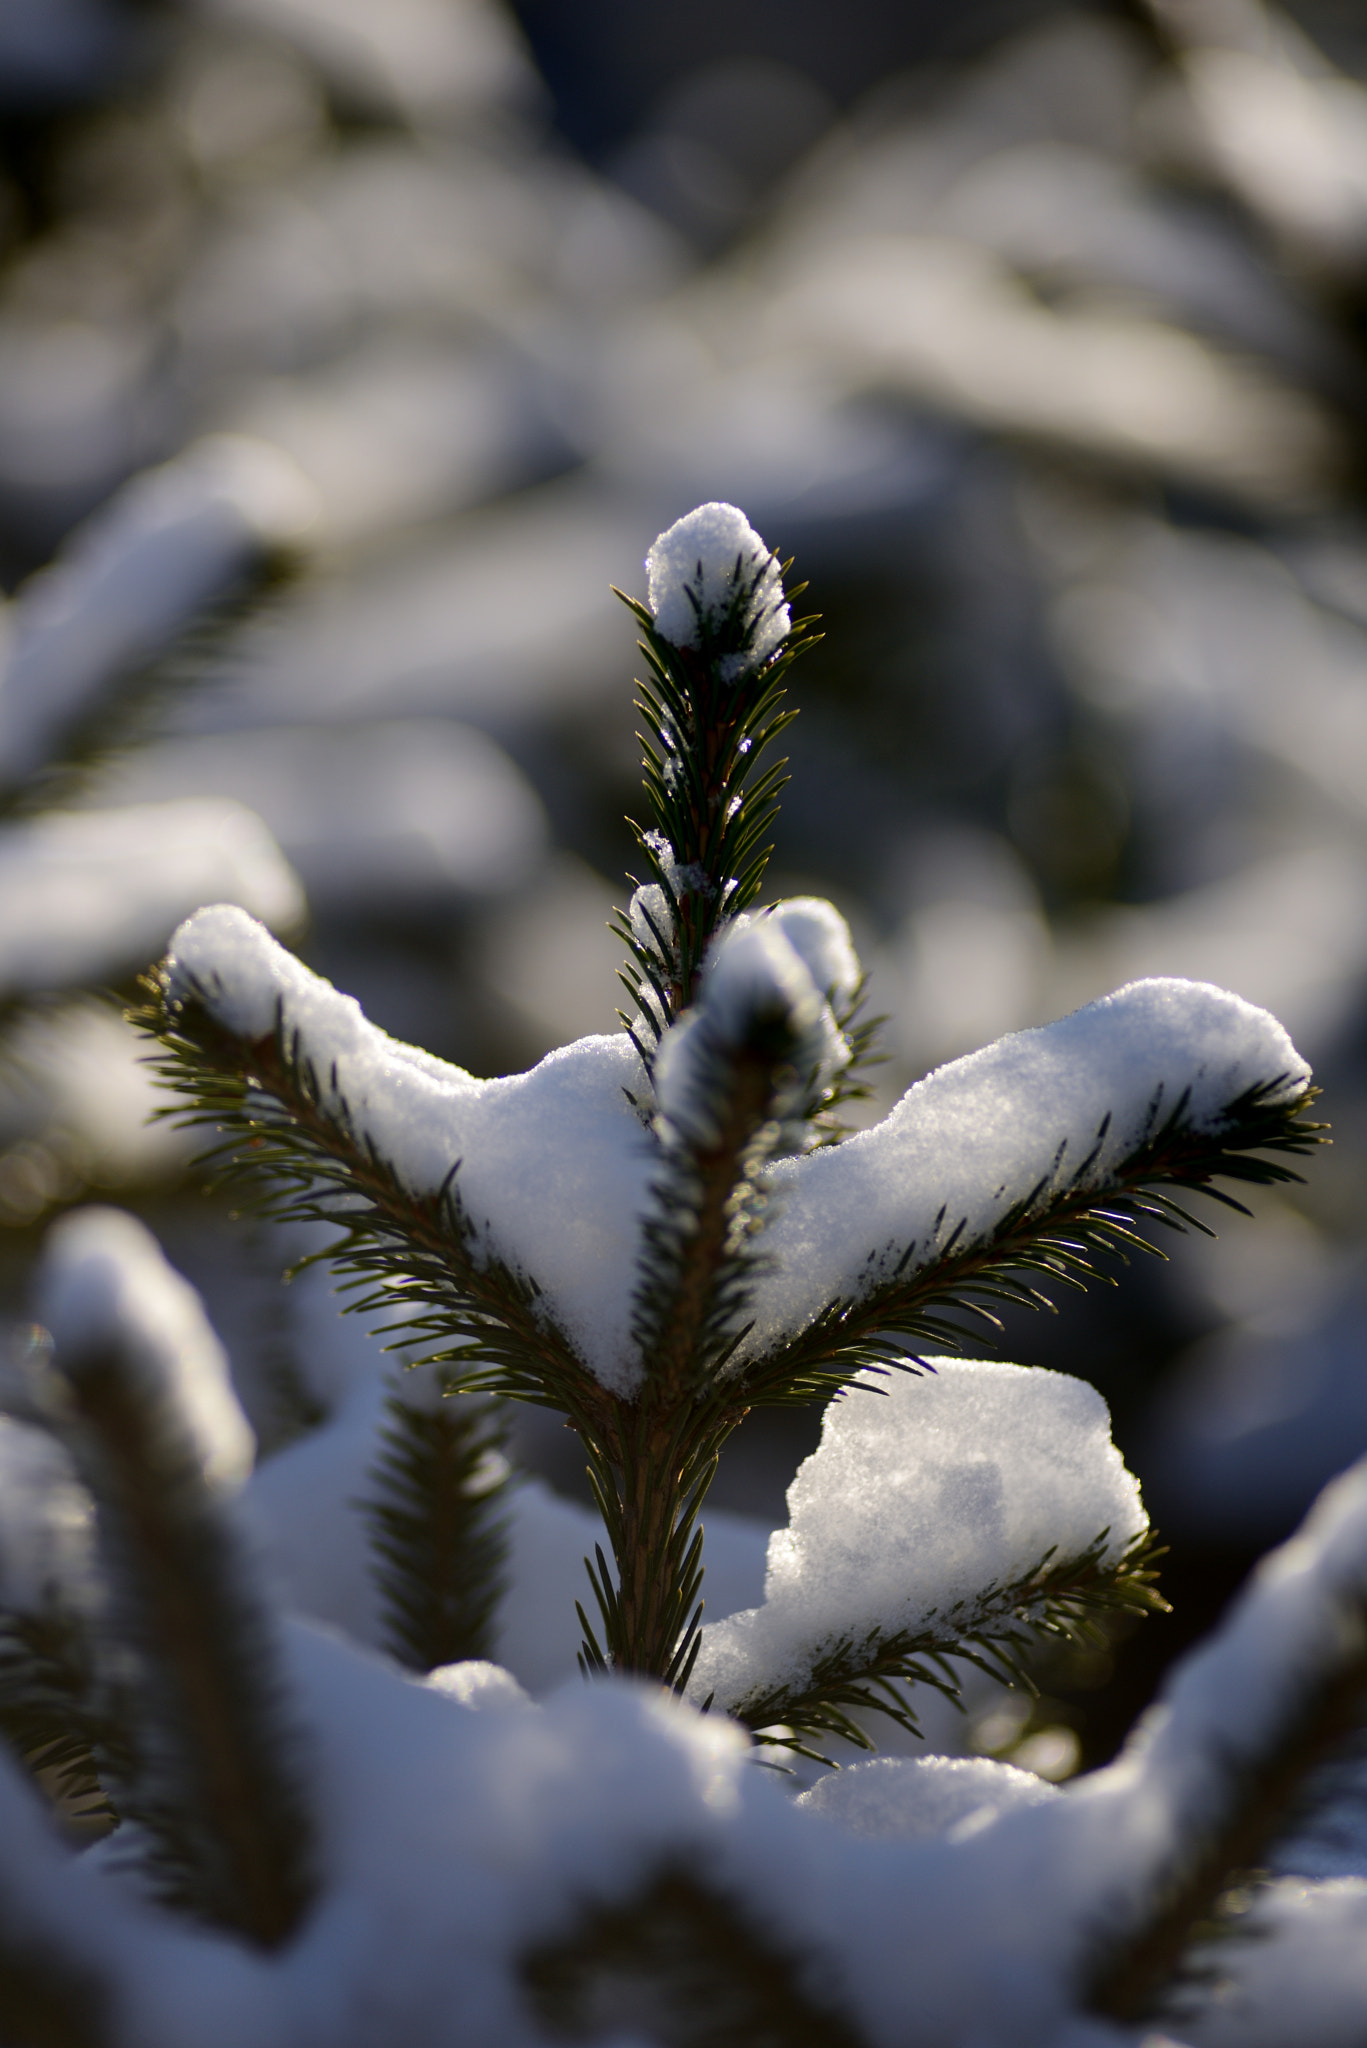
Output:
[796, 1753, 1059, 1842]
[165, 905, 654, 1392]
[756, 896, 863, 1010]
[739, 976, 1310, 1361]
[38, 1206, 255, 1494]
[689, 1358, 1146, 1714]
[645, 501, 790, 679]
[653, 913, 849, 1147]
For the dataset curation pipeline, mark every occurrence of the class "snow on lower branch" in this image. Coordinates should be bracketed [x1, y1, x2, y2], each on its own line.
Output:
[740, 976, 1310, 1361]
[10, 1456, 1367, 2047]
[689, 1358, 1145, 1715]
[164, 905, 654, 1391]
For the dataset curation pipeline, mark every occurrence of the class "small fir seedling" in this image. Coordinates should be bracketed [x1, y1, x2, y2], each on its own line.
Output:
[32, 1209, 315, 1946]
[0, 500, 1359, 2048]
[137, 500, 1325, 1766]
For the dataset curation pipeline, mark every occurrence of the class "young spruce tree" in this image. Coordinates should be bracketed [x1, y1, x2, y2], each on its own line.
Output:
[140, 500, 1323, 1764]
[1, 500, 1362, 2048]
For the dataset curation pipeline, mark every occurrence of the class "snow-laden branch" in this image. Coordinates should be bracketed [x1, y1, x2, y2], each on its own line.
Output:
[0, 435, 316, 794]
[740, 975, 1317, 1381]
[161, 904, 653, 1395]
[0, 1443, 1363, 2047]
[689, 1359, 1153, 1750]
[38, 1208, 314, 1946]
[779, 1447, 1367, 2045]
[155, 908, 1320, 1418]
[41, 1209, 255, 1498]
[1079, 1451, 1367, 2019]
[615, 504, 813, 1049]
[633, 914, 853, 1392]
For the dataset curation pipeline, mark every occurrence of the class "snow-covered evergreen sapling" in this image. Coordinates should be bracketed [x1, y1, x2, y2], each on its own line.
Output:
[26, 1210, 315, 1945]
[139, 499, 1325, 1762]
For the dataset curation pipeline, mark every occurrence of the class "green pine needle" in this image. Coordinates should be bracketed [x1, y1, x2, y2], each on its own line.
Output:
[0, 1599, 127, 1835]
[360, 1389, 512, 1674]
[741, 1076, 1328, 1408]
[611, 572, 820, 1055]
[724, 1530, 1168, 1767]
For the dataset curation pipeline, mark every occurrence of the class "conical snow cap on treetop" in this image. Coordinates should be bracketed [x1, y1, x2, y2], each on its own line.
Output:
[645, 502, 791, 680]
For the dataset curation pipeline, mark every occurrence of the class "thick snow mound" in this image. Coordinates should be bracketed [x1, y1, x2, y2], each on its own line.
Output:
[796, 1754, 1059, 1842]
[645, 501, 790, 677]
[690, 1358, 1144, 1713]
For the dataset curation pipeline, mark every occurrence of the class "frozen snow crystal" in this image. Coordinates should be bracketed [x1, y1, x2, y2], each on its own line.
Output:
[38, 1207, 255, 1494]
[166, 906, 655, 1391]
[689, 1358, 1145, 1714]
[740, 976, 1310, 1362]
[645, 501, 790, 679]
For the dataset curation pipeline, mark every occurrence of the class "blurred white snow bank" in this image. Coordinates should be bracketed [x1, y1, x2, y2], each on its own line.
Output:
[0, 800, 303, 1000]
